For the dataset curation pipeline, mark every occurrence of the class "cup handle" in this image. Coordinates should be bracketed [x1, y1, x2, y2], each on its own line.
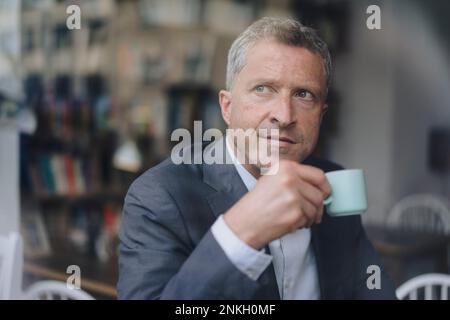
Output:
[323, 195, 333, 206]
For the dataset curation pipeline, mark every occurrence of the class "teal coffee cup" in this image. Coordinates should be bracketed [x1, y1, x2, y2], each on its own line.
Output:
[323, 169, 368, 217]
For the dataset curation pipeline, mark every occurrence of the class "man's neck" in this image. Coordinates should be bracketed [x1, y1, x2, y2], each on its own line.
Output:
[226, 135, 261, 179]
[242, 163, 261, 179]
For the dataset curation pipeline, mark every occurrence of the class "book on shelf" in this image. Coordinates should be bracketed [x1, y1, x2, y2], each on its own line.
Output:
[73, 158, 86, 195]
[38, 154, 55, 194]
[23, 199, 122, 262]
[52, 155, 68, 195]
[63, 203, 121, 261]
[21, 207, 52, 259]
[96, 204, 122, 262]
[63, 155, 76, 195]
[31, 154, 94, 197]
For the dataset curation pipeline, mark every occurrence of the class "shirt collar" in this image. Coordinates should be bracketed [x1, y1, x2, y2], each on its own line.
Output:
[225, 135, 257, 191]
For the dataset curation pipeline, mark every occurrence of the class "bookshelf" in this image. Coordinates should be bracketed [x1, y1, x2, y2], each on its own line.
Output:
[18, 0, 346, 298]
[18, 0, 265, 298]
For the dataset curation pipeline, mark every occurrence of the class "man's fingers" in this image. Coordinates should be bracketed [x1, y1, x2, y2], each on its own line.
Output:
[295, 179, 326, 208]
[299, 196, 319, 228]
[293, 164, 331, 198]
[315, 205, 323, 224]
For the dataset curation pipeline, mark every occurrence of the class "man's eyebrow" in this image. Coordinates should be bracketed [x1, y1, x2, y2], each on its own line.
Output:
[248, 79, 327, 98]
[247, 79, 279, 87]
[292, 84, 322, 94]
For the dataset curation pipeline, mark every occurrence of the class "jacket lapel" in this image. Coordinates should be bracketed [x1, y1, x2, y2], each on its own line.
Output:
[202, 138, 280, 299]
[311, 212, 350, 299]
[202, 138, 248, 217]
[311, 224, 326, 299]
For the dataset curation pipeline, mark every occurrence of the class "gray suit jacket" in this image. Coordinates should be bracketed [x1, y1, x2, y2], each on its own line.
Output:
[118, 139, 397, 299]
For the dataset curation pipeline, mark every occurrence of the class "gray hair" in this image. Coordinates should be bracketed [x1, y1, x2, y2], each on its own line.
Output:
[226, 17, 332, 94]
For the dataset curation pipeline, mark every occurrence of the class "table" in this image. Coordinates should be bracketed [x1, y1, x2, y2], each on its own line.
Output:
[365, 226, 450, 286]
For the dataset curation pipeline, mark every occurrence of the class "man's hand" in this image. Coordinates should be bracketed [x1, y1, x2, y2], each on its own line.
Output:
[223, 160, 331, 250]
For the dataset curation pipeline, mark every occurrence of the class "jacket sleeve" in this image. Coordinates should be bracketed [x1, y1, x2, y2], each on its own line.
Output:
[351, 216, 398, 299]
[117, 178, 264, 300]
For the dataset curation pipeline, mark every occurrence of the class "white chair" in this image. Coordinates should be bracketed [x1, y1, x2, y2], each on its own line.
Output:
[0, 232, 23, 299]
[386, 194, 450, 234]
[396, 273, 450, 300]
[23, 280, 95, 300]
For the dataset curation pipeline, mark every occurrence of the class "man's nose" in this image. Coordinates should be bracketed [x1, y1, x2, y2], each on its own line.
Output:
[270, 96, 296, 128]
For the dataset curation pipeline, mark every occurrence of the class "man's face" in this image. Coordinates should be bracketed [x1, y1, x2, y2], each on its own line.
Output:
[220, 39, 328, 169]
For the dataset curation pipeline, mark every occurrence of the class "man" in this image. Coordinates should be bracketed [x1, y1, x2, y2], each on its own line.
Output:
[118, 17, 397, 299]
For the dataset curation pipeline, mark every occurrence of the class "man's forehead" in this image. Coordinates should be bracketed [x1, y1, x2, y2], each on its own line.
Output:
[241, 40, 326, 84]
[248, 39, 314, 55]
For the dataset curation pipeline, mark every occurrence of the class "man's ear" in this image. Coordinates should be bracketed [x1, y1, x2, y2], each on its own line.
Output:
[219, 90, 232, 126]
[320, 104, 328, 124]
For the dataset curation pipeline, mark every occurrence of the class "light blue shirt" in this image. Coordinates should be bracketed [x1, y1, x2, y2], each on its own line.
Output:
[211, 136, 320, 299]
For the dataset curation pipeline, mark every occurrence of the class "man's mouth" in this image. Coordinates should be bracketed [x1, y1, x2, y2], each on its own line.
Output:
[261, 135, 296, 145]
[278, 136, 295, 144]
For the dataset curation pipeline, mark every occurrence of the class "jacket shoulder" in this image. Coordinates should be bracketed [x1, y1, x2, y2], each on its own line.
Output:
[130, 158, 201, 193]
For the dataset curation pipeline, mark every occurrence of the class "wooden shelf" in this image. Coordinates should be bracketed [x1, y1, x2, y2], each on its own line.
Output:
[24, 263, 117, 298]
[35, 190, 126, 203]
[24, 248, 118, 299]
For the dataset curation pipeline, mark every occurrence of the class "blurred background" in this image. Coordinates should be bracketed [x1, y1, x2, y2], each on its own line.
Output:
[0, 0, 449, 300]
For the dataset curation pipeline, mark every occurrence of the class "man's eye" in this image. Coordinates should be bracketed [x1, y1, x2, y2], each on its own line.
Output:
[295, 90, 314, 100]
[255, 85, 269, 93]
